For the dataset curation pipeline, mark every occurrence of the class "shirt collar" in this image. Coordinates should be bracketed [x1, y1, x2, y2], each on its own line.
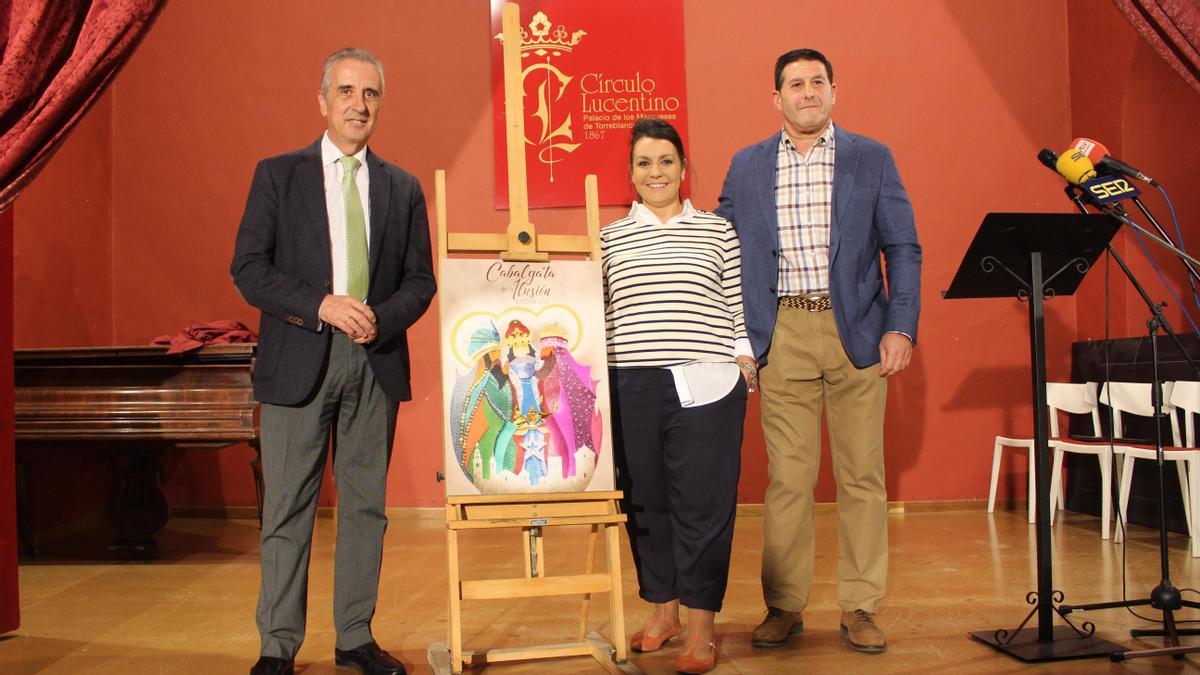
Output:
[628, 198, 696, 225]
[321, 132, 369, 169]
[779, 121, 836, 153]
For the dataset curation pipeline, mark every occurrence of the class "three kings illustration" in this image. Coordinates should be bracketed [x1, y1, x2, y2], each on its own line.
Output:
[449, 319, 603, 493]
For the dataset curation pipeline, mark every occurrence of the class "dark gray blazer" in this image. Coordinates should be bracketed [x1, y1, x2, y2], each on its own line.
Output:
[231, 138, 436, 405]
[716, 126, 921, 367]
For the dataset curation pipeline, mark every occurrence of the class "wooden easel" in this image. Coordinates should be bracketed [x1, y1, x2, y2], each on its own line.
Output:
[426, 4, 635, 673]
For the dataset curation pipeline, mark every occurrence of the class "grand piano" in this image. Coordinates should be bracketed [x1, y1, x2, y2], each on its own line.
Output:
[14, 344, 259, 558]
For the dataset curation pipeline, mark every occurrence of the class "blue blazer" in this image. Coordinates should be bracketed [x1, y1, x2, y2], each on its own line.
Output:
[716, 126, 921, 367]
[231, 138, 436, 405]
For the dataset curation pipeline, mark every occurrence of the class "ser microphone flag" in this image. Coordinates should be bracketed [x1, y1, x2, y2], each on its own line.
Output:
[1078, 174, 1141, 205]
[1070, 137, 1157, 185]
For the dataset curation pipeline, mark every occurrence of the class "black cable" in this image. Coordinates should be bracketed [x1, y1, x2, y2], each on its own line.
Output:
[1153, 182, 1200, 318]
[1179, 586, 1200, 623]
[1101, 246, 1162, 625]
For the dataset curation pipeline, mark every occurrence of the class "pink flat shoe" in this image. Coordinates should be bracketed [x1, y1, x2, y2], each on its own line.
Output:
[630, 621, 682, 653]
[673, 633, 718, 674]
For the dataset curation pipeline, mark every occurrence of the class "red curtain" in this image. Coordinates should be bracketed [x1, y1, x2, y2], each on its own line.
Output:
[1112, 0, 1200, 95]
[0, 0, 166, 212]
[0, 0, 164, 633]
[1, 207, 15, 634]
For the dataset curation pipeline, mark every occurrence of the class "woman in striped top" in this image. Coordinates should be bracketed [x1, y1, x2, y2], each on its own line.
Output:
[601, 118, 756, 674]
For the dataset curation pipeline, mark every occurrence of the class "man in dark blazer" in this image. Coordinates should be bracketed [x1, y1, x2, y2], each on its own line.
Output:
[231, 48, 435, 675]
[716, 48, 920, 655]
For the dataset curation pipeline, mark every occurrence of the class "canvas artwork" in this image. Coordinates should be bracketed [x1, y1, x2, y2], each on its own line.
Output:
[439, 258, 613, 496]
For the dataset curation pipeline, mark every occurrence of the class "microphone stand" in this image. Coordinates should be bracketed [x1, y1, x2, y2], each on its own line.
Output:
[1100, 197, 1200, 271]
[1128, 195, 1200, 306]
[1057, 184, 1200, 661]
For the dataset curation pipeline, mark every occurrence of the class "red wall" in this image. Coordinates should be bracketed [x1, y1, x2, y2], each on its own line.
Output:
[13, 93, 114, 347]
[1069, 1, 1200, 342]
[12, 92, 116, 533]
[11, 1, 1200, 511]
[1116, 44, 1200, 338]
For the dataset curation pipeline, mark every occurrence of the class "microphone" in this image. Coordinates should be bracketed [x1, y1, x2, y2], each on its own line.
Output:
[1037, 148, 1058, 170]
[1055, 148, 1097, 185]
[1070, 137, 1157, 185]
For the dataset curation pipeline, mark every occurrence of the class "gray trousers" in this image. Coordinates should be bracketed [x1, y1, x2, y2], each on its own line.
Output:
[256, 333, 398, 659]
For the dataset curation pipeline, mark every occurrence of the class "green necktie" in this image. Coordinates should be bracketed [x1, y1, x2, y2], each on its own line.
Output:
[341, 155, 369, 301]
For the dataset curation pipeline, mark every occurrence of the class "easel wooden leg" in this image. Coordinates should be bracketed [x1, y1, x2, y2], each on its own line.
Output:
[578, 523, 600, 638]
[580, 523, 599, 641]
[447, 523, 464, 673]
[606, 523, 627, 662]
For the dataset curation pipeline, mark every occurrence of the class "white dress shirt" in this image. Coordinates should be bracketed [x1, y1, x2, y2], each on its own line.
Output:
[321, 132, 371, 296]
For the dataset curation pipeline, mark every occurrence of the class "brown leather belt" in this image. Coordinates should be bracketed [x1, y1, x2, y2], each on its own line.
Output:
[778, 292, 831, 312]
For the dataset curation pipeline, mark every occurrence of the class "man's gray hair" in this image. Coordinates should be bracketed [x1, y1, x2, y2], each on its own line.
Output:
[320, 48, 385, 96]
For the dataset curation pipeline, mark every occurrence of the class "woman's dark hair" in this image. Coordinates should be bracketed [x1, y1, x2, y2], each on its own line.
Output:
[629, 117, 686, 167]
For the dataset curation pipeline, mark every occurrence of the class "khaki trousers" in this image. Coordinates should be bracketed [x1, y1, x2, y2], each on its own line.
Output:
[759, 306, 888, 613]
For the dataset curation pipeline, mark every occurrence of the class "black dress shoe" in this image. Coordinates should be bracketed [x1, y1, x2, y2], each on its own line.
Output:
[249, 656, 294, 675]
[334, 641, 407, 675]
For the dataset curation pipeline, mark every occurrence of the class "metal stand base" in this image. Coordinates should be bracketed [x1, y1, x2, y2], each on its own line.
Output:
[970, 626, 1124, 662]
[1113, 641, 1200, 662]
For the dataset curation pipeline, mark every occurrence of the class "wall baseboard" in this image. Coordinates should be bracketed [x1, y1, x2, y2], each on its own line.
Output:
[173, 499, 1026, 521]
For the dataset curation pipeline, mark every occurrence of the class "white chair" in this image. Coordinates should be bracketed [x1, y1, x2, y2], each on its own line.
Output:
[1046, 382, 1115, 538]
[989, 382, 1093, 523]
[1164, 381, 1200, 557]
[1101, 381, 1195, 552]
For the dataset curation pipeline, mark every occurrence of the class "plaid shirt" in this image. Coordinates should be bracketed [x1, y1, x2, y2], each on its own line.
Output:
[775, 123, 836, 295]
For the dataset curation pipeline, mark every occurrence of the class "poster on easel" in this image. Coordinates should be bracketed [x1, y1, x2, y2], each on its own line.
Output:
[439, 258, 613, 496]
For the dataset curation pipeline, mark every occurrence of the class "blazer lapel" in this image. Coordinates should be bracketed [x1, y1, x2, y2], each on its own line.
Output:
[830, 126, 859, 268]
[754, 133, 781, 241]
[366, 149, 391, 284]
[298, 140, 331, 273]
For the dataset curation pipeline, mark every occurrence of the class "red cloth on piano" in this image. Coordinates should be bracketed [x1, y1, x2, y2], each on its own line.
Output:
[152, 320, 258, 355]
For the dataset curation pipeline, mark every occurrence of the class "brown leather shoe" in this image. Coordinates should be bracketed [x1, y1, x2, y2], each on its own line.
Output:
[840, 609, 886, 653]
[751, 607, 804, 647]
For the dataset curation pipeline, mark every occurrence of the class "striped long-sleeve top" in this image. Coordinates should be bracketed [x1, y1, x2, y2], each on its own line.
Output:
[601, 201, 750, 368]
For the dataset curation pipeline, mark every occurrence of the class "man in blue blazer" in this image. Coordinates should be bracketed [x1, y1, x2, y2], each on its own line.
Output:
[232, 48, 435, 675]
[716, 48, 920, 654]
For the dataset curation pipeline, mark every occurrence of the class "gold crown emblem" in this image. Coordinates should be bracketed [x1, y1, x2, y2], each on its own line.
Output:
[496, 11, 586, 57]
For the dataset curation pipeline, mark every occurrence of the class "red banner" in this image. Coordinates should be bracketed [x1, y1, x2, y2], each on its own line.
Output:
[490, 0, 688, 208]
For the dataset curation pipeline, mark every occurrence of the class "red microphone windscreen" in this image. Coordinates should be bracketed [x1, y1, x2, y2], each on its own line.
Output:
[1071, 137, 1110, 164]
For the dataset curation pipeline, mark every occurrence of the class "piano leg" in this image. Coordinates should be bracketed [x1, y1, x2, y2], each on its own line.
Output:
[15, 451, 38, 557]
[250, 439, 264, 527]
[106, 447, 168, 560]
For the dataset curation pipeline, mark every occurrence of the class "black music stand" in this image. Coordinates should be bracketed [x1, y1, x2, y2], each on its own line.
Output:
[944, 212, 1123, 661]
